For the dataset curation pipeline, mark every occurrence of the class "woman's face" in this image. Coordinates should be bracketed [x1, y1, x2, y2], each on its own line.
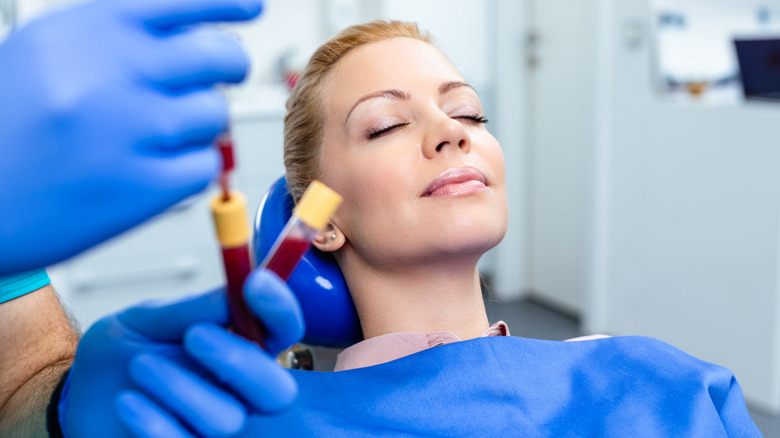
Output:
[319, 37, 508, 268]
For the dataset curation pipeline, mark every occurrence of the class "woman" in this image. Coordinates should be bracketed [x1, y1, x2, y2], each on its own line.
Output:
[245, 21, 760, 436]
[285, 20, 508, 371]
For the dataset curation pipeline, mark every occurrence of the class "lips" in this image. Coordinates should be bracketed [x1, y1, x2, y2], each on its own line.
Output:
[423, 166, 487, 197]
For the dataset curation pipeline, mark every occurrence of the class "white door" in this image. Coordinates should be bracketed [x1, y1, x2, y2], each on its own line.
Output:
[526, 0, 598, 315]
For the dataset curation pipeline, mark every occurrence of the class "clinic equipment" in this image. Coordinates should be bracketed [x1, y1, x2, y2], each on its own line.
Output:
[212, 141, 341, 347]
[734, 38, 780, 101]
[254, 177, 362, 346]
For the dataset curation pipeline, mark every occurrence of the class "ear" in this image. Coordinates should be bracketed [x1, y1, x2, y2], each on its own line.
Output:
[312, 222, 345, 252]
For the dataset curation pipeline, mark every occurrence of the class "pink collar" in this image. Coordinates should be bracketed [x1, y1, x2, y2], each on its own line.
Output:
[334, 321, 510, 371]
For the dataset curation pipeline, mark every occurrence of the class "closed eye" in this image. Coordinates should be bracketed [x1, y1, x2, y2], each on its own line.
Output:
[456, 114, 489, 124]
[366, 114, 486, 140]
[367, 123, 409, 140]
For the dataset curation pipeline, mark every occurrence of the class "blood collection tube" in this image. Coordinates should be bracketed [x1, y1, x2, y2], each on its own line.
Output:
[211, 134, 268, 346]
[211, 189, 264, 345]
[211, 140, 341, 347]
[259, 181, 342, 281]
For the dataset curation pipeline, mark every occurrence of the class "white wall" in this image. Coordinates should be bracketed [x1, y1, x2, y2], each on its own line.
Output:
[490, 0, 532, 301]
[588, 0, 780, 414]
[527, 0, 599, 314]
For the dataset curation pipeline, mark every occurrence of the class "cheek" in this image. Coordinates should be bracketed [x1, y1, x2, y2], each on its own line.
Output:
[490, 146, 506, 179]
[326, 155, 412, 236]
[477, 134, 509, 222]
[495, 150, 507, 189]
[331, 157, 396, 201]
[492, 145, 508, 214]
[474, 132, 506, 185]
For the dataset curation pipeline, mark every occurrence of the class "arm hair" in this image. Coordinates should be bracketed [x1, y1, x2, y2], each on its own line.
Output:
[0, 285, 79, 437]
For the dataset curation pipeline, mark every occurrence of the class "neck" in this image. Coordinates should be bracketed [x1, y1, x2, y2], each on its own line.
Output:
[339, 251, 490, 341]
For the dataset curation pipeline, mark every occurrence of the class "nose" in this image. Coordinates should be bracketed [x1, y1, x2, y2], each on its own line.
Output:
[422, 113, 472, 159]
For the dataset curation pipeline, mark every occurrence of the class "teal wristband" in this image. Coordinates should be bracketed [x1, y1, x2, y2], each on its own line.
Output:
[0, 269, 51, 304]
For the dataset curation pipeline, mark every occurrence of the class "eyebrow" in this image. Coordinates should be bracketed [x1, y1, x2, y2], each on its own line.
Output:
[439, 81, 475, 95]
[345, 89, 409, 126]
[344, 81, 476, 126]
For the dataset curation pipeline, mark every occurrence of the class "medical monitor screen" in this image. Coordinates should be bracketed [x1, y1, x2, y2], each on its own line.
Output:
[734, 38, 780, 100]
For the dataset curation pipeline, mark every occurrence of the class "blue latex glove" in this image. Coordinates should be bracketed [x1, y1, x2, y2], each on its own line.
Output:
[59, 269, 304, 438]
[0, 0, 263, 275]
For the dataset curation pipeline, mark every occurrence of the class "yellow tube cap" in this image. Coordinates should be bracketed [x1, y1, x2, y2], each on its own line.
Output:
[294, 181, 343, 230]
[210, 191, 250, 248]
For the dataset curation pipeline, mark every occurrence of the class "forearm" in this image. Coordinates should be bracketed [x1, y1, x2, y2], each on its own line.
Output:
[0, 358, 73, 437]
[0, 285, 79, 437]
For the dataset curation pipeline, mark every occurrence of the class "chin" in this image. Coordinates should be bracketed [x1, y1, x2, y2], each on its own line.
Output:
[372, 220, 507, 268]
[469, 225, 507, 253]
[435, 219, 507, 259]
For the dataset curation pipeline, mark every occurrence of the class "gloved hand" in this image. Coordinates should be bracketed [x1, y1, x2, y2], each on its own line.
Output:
[0, 0, 263, 275]
[57, 269, 304, 438]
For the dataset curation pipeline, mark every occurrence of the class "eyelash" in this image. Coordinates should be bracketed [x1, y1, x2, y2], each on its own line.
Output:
[459, 114, 489, 124]
[366, 114, 489, 140]
[368, 123, 408, 139]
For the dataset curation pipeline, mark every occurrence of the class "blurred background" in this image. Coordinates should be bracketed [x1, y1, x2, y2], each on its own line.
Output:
[4, 0, 780, 433]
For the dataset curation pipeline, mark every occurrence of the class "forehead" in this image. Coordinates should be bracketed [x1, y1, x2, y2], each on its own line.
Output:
[323, 37, 465, 107]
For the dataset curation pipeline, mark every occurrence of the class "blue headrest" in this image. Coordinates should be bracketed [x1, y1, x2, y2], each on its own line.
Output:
[253, 176, 362, 347]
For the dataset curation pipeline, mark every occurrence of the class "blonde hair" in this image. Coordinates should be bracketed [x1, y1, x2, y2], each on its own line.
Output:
[283, 20, 431, 201]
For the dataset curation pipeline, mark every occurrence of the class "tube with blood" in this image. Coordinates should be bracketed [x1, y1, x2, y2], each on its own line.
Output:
[211, 134, 266, 345]
[259, 181, 342, 281]
[211, 134, 342, 347]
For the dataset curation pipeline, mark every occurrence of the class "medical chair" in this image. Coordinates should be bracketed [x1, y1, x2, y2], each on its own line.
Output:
[253, 177, 362, 369]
